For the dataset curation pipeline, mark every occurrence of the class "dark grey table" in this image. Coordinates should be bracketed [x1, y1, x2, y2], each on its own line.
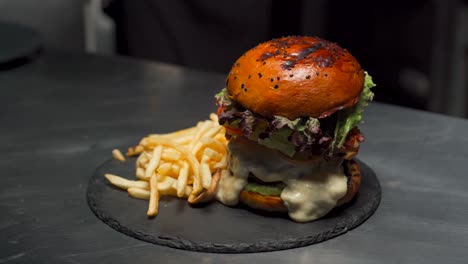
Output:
[1, 51, 467, 264]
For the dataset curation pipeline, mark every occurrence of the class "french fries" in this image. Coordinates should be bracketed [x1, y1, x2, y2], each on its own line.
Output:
[127, 145, 144, 157]
[105, 114, 229, 218]
[105, 174, 149, 190]
[112, 149, 126, 161]
[200, 162, 212, 189]
[147, 174, 159, 217]
[145, 145, 162, 178]
[209, 113, 218, 122]
[136, 167, 145, 180]
[128, 187, 150, 200]
[177, 162, 189, 197]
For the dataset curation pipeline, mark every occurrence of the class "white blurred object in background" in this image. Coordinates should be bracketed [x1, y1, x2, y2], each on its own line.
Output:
[83, 0, 115, 54]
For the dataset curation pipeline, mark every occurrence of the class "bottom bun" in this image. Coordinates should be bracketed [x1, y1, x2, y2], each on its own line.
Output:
[239, 159, 361, 213]
[239, 190, 288, 213]
[336, 159, 361, 206]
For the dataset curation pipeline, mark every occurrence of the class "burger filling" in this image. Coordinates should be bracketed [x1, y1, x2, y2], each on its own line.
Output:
[216, 137, 348, 222]
[215, 71, 376, 157]
[215, 71, 375, 222]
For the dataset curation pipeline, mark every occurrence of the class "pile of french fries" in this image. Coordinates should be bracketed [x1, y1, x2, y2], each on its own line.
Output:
[105, 113, 228, 217]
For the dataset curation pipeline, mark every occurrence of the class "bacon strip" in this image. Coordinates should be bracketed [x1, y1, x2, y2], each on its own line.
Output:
[338, 127, 365, 160]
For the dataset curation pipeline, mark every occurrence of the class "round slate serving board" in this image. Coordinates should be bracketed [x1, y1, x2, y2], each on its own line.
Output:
[0, 21, 42, 69]
[87, 158, 381, 253]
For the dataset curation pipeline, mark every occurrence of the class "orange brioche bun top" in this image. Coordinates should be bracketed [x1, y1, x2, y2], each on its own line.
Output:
[226, 36, 365, 119]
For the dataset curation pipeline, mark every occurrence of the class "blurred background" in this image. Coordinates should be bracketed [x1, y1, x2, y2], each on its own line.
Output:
[1, 0, 467, 117]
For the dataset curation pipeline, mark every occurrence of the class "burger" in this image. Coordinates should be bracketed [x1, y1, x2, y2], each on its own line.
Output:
[214, 36, 375, 222]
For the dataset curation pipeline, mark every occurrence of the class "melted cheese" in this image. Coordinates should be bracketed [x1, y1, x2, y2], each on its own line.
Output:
[216, 169, 246, 205]
[216, 138, 348, 222]
[280, 165, 347, 222]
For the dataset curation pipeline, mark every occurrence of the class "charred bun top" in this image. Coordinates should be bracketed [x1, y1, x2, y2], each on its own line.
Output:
[226, 36, 365, 119]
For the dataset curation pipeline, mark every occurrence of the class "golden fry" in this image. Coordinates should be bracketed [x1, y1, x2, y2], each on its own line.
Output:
[173, 135, 194, 145]
[157, 176, 178, 196]
[171, 163, 180, 176]
[105, 174, 149, 190]
[127, 145, 144, 157]
[187, 175, 194, 185]
[209, 113, 218, 122]
[128, 188, 150, 200]
[112, 149, 126, 161]
[157, 175, 176, 190]
[162, 149, 182, 161]
[185, 186, 193, 197]
[145, 145, 163, 178]
[177, 162, 189, 197]
[157, 162, 172, 176]
[214, 154, 228, 169]
[135, 167, 146, 180]
[147, 174, 159, 217]
[200, 162, 212, 189]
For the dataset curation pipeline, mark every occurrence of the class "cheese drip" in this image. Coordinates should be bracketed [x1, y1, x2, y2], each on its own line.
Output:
[216, 138, 348, 222]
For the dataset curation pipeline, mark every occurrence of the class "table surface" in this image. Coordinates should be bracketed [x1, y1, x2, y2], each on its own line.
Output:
[1, 51, 468, 264]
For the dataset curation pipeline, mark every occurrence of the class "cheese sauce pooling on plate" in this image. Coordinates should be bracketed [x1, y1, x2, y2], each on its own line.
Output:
[216, 138, 348, 222]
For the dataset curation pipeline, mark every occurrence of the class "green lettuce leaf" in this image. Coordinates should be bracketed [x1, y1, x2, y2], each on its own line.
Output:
[332, 71, 376, 148]
[272, 116, 305, 130]
[244, 182, 285, 196]
[258, 127, 296, 157]
[215, 88, 231, 108]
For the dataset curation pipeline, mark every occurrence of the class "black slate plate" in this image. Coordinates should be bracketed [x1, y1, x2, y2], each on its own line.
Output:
[87, 158, 381, 253]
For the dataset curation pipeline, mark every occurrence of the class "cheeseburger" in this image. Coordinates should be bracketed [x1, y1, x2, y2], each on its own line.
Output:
[214, 36, 375, 222]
